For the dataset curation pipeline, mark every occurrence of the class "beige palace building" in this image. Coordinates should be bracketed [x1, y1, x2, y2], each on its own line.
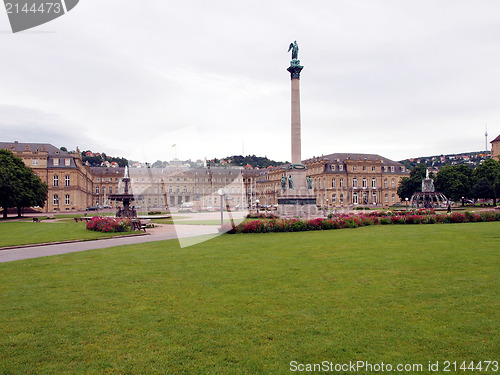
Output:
[256, 153, 409, 208]
[2, 141, 408, 213]
[0, 142, 94, 212]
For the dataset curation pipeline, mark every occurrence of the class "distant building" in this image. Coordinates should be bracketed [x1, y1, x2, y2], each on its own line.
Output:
[256, 153, 409, 208]
[491, 134, 500, 161]
[0, 141, 94, 212]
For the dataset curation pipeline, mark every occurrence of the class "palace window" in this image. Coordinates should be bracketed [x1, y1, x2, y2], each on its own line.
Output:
[332, 178, 336, 188]
[384, 179, 388, 188]
[340, 194, 344, 203]
[392, 194, 396, 203]
[32, 159, 38, 166]
[53, 194, 59, 205]
[331, 165, 335, 171]
[391, 166, 395, 172]
[339, 165, 343, 171]
[353, 192, 358, 204]
[352, 178, 357, 188]
[109, 187, 113, 194]
[65, 158, 71, 166]
[372, 166, 376, 172]
[385, 193, 389, 202]
[372, 192, 377, 204]
[53, 158, 59, 166]
[332, 194, 336, 203]
[353, 166, 357, 171]
[391, 179, 395, 188]
[53, 175, 59, 187]
[384, 166, 388, 172]
[340, 178, 344, 188]
[96, 186, 99, 194]
[372, 178, 377, 188]
[401, 167, 405, 172]
[65, 194, 70, 205]
[362, 178, 367, 188]
[65, 175, 70, 187]
[363, 166, 367, 171]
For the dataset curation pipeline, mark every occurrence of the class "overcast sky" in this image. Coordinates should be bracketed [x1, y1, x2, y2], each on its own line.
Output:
[1, 0, 499, 164]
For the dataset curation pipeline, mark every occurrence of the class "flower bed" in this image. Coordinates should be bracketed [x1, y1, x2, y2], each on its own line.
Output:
[86, 216, 131, 233]
[230, 210, 500, 234]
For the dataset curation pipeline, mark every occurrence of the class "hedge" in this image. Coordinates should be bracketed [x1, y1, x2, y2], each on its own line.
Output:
[228, 210, 500, 234]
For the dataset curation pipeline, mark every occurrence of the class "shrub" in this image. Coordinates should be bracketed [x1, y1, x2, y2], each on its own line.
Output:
[379, 217, 390, 225]
[86, 216, 130, 232]
[479, 211, 500, 222]
[231, 209, 500, 234]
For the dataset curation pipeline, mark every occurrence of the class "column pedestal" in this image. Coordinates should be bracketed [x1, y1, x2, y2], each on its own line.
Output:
[277, 169, 318, 218]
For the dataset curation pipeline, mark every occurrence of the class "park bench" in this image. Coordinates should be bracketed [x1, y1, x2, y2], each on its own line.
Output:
[33, 217, 40, 222]
[131, 219, 152, 231]
[74, 217, 91, 223]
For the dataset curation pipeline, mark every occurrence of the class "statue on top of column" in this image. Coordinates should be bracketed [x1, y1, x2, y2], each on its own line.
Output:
[288, 41, 299, 60]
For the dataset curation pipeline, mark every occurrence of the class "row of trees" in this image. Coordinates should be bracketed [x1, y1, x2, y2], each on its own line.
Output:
[0, 150, 48, 218]
[397, 159, 500, 205]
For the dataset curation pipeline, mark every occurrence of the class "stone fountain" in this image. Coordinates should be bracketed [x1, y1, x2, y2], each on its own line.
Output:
[109, 166, 138, 218]
[410, 169, 448, 208]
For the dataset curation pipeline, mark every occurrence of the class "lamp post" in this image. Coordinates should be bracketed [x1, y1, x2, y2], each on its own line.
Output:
[217, 188, 225, 226]
[462, 196, 464, 207]
[256, 198, 260, 215]
[405, 197, 408, 211]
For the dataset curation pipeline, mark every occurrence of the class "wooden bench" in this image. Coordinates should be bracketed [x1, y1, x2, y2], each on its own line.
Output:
[131, 219, 148, 231]
[33, 217, 40, 222]
[74, 217, 91, 222]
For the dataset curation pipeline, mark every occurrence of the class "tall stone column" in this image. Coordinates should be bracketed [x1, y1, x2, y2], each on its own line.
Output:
[277, 42, 318, 218]
[288, 62, 303, 164]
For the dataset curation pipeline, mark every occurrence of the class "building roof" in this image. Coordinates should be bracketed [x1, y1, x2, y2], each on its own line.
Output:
[0, 141, 68, 156]
[316, 153, 404, 166]
[491, 134, 500, 143]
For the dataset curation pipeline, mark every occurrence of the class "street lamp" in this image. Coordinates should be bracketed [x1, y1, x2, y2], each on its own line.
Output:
[256, 198, 260, 215]
[217, 188, 226, 226]
[405, 197, 409, 211]
[462, 196, 464, 207]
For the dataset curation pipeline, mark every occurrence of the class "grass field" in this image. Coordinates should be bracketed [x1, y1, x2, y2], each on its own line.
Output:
[0, 221, 138, 247]
[0, 223, 499, 374]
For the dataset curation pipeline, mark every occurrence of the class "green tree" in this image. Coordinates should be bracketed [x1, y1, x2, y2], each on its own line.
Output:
[397, 164, 427, 200]
[473, 158, 500, 205]
[0, 150, 48, 218]
[435, 164, 473, 202]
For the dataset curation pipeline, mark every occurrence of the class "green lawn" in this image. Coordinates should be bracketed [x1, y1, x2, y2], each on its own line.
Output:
[0, 223, 498, 374]
[0, 221, 138, 247]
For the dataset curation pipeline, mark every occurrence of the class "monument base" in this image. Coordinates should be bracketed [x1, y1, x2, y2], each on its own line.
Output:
[277, 169, 319, 218]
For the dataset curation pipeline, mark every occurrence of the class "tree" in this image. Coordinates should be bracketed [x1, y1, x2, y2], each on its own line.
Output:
[397, 164, 427, 200]
[435, 164, 473, 201]
[473, 158, 500, 205]
[0, 150, 48, 218]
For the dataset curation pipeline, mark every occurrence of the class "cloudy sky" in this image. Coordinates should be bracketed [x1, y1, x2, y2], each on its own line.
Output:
[1, 0, 499, 164]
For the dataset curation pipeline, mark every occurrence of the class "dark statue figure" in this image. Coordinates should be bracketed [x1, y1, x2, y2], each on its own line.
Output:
[281, 175, 287, 191]
[306, 176, 312, 190]
[288, 175, 294, 190]
[288, 40, 299, 60]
